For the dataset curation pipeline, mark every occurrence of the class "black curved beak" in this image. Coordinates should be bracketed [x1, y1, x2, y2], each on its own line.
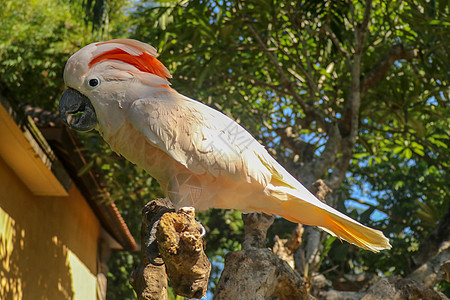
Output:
[59, 88, 97, 132]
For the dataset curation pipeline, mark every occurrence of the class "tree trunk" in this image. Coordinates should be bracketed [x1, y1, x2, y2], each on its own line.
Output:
[214, 213, 310, 300]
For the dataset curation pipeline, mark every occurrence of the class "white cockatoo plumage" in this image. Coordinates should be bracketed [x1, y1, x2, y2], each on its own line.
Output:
[59, 39, 391, 252]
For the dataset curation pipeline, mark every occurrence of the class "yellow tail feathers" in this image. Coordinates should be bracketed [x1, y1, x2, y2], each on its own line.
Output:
[267, 186, 392, 252]
[319, 213, 392, 252]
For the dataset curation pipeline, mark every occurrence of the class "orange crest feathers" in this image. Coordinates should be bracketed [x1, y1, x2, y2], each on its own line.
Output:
[88, 39, 172, 80]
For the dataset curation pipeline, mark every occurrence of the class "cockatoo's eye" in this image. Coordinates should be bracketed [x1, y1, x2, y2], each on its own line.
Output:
[89, 78, 99, 87]
[86, 76, 100, 88]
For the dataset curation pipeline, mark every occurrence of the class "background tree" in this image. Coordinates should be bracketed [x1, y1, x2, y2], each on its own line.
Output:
[0, 0, 89, 109]
[130, 0, 449, 295]
[0, 0, 448, 298]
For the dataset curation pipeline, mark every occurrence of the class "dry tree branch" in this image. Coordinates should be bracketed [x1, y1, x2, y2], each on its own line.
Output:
[130, 199, 210, 300]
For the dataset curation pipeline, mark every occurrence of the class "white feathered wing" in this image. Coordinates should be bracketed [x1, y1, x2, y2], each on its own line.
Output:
[128, 92, 391, 252]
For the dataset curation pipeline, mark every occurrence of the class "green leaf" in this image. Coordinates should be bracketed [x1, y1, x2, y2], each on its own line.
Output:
[393, 146, 405, 155]
[403, 148, 413, 159]
[428, 20, 450, 26]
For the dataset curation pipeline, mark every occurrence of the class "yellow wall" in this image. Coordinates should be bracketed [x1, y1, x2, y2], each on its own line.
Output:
[0, 156, 101, 300]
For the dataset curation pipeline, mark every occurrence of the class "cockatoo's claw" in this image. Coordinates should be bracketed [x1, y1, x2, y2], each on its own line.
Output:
[196, 220, 206, 237]
[178, 206, 206, 237]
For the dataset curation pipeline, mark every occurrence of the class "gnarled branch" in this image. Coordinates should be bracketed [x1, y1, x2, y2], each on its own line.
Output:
[157, 207, 211, 298]
[214, 213, 310, 300]
[130, 199, 210, 300]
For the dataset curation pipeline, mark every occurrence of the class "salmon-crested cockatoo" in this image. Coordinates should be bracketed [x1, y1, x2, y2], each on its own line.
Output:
[59, 39, 391, 252]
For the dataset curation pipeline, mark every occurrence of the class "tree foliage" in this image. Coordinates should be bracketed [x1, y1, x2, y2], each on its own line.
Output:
[0, 0, 128, 109]
[0, 0, 88, 109]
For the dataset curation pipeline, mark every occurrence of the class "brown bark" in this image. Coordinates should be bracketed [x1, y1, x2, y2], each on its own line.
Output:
[362, 277, 448, 300]
[130, 263, 168, 300]
[130, 199, 210, 299]
[317, 276, 449, 300]
[241, 212, 274, 249]
[214, 213, 310, 300]
[408, 241, 450, 288]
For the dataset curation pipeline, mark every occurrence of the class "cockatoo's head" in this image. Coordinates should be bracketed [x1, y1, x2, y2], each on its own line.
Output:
[59, 39, 172, 132]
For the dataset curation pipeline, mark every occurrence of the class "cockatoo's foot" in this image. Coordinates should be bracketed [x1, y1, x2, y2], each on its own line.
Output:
[178, 206, 206, 237]
[146, 205, 206, 266]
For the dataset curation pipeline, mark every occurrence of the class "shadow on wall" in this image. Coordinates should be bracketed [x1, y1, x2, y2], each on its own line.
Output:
[0, 204, 75, 299]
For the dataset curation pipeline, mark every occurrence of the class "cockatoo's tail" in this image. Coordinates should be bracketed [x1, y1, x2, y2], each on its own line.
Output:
[59, 39, 391, 252]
